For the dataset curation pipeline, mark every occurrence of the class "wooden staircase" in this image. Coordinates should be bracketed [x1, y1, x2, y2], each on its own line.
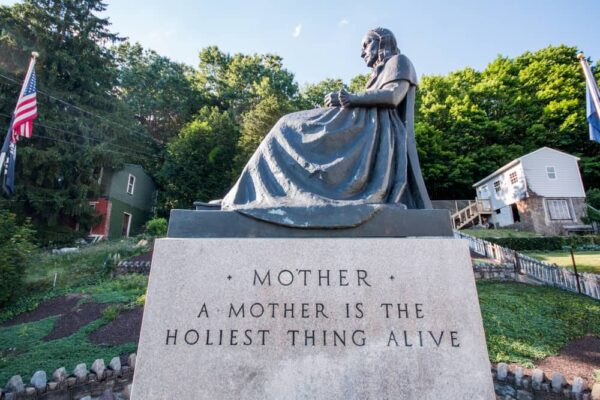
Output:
[452, 199, 493, 230]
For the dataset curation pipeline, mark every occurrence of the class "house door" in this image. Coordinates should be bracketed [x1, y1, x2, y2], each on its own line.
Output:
[511, 204, 521, 223]
[122, 213, 132, 237]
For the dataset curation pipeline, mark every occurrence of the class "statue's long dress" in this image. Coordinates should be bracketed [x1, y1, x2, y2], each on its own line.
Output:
[221, 54, 431, 227]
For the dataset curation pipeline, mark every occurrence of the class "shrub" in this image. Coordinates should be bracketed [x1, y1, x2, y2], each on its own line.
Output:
[0, 210, 36, 307]
[583, 204, 600, 224]
[145, 217, 167, 237]
[487, 236, 600, 251]
[101, 304, 121, 321]
[587, 188, 600, 209]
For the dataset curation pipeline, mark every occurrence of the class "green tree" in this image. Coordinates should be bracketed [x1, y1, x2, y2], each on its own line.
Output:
[115, 42, 205, 144]
[0, 0, 153, 243]
[197, 46, 299, 119]
[196, 46, 302, 182]
[299, 78, 346, 108]
[158, 107, 238, 210]
[348, 74, 370, 93]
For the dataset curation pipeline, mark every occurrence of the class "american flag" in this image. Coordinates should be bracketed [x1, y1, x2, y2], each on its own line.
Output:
[11, 69, 37, 142]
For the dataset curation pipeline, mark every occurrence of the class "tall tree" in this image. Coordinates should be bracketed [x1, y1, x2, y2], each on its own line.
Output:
[196, 46, 301, 180]
[197, 46, 299, 119]
[298, 78, 346, 108]
[158, 106, 238, 211]
[348, 74, 369, 93]
[0, 0, 152, 243]
[114, 42, 205, 144]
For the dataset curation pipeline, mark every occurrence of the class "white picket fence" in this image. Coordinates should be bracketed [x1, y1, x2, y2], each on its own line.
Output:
[454, 231, 600, 301]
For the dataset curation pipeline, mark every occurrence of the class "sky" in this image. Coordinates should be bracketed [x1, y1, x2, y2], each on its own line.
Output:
[2, 0, 600, 86]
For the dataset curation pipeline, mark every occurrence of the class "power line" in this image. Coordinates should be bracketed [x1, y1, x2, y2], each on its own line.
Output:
[0, 122, 160, 160]
[0, 71, 162, 144]
[36, 134, 154, 159]
[0, 112, 161, 159]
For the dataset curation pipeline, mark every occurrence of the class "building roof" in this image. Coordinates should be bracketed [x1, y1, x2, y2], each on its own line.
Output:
[472, 147, 580, 187]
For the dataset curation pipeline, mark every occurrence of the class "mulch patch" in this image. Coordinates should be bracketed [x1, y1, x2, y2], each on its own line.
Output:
[43, 302, 107, 341]
[1, 294, 83, 327]
[1, 294, 109, 341]
[508, 334, 600, 387]
[536, 335, 600, 386]
[88, 306, 143, 346]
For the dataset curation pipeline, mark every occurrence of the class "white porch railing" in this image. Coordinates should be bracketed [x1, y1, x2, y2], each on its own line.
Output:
[451, 199, 493, 230]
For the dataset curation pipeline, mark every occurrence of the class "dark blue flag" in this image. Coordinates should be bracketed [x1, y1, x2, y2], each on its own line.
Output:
[0, 123, 17, 196]
[587, 84, 600, 143]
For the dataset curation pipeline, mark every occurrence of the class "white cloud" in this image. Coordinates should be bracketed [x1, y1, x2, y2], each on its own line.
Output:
[338, 19, 349, 27]
[292, 24, 302, 38]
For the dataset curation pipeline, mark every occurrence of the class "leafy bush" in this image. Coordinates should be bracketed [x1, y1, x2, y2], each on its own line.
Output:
[101, 304, 122, 322]
[583, 204, 600, 225]
[145, 217, 167, 237]
[487, 236, 600, 251]
[82, 274, 148, 304]
[0, 210, 36, 307]
[587, 188, 600, 209]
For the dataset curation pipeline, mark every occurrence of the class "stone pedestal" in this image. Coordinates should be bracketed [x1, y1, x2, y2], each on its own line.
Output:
[132, 237, 494, 399]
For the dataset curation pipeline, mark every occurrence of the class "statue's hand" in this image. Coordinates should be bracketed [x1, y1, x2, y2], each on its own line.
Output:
[324, 92, 341, 107]
[339, 89, 355, 108]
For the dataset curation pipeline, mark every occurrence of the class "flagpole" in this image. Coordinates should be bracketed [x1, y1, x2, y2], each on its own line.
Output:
[578, 53, 600, 115]
[16, 52, 39, 101]
[0, 51, 38, 177]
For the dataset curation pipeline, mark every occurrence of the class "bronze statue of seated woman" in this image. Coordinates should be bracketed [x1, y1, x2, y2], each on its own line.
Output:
[220, 28, 431, 228]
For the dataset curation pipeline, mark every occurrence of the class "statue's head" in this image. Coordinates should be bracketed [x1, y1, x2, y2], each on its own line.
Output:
[362, 28, 399, 68]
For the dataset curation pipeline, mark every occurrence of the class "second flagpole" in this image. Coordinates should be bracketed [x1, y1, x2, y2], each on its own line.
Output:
[578, 53, 600, 116]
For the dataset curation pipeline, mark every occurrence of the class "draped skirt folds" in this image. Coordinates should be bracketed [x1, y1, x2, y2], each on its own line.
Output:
[221, 106, 408, 227]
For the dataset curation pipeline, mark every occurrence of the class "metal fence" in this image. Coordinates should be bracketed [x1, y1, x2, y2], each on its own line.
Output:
[454, 231, 600, 301]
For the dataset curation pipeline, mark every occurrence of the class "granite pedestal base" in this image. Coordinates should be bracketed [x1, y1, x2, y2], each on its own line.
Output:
[132, 237, 494, 399]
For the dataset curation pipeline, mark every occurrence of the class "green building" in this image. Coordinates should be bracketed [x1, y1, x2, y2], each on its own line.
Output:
[90, 164, 157, 240]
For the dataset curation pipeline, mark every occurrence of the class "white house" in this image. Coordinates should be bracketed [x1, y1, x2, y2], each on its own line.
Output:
[472, 147, 587, 235]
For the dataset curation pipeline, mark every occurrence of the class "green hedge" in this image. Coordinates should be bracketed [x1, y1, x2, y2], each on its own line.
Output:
[145, 217, 167, 237]
[486, 235, 600, 251]
[0, 210, 36, 307]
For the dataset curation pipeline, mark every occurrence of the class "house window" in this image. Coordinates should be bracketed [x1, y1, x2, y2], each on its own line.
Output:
[509, 171, 518, 184]
[478, 185, 489, 198]
[547, 199, 571, 220]
[493, 180, 502, 195]
[546, 166, 556, 179]
[127, 174, 136, 195]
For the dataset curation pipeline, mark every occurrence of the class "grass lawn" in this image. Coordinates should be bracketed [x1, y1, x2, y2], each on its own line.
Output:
[0, 316, 137, 384]
[462, 228, 541, 239]
[477, 281, 600, 367]
[25, 238, 148, 292]
[522, 251, 600, 274]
